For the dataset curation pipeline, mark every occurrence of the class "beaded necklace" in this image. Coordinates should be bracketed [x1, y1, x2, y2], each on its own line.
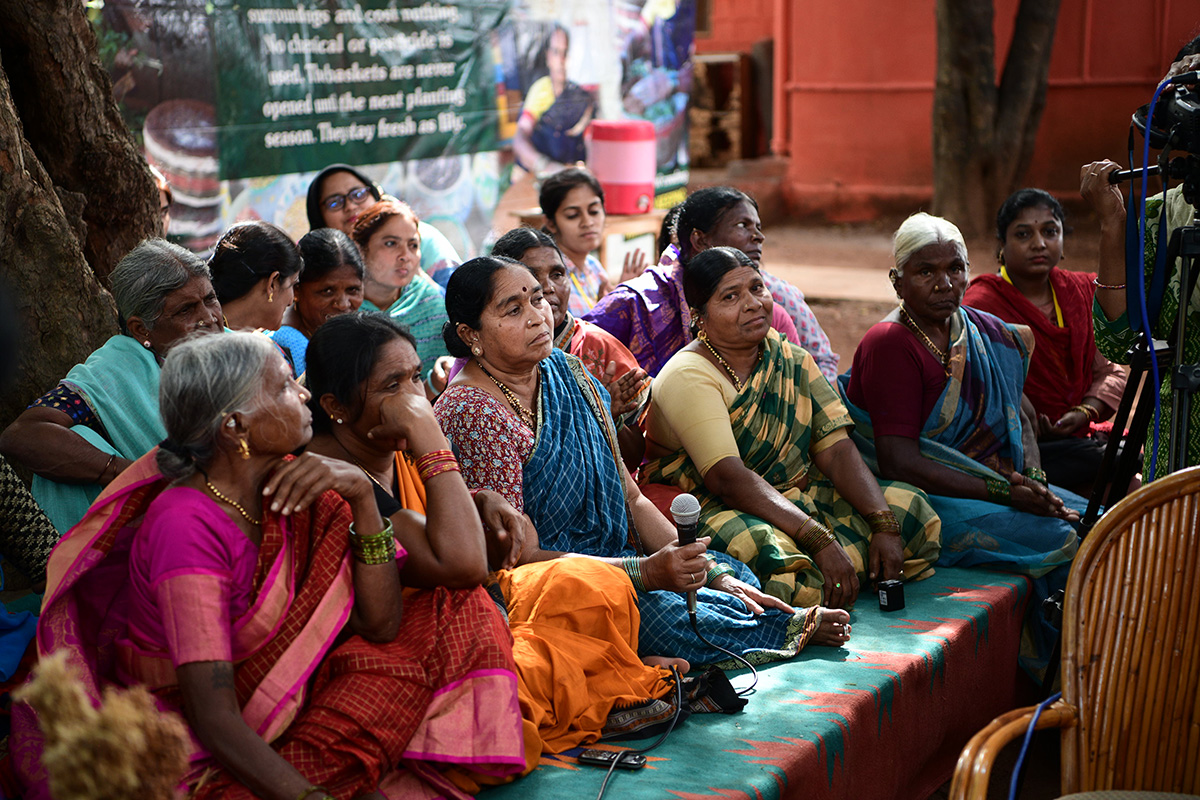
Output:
[205, 479, 261, 526]
[477, 361, 537, 429]
[899, 306, 951, 374]
[698, 331, 760, 392]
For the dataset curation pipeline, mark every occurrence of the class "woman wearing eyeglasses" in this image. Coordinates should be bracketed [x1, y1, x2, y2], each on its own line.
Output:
[304, 164, 462, 288]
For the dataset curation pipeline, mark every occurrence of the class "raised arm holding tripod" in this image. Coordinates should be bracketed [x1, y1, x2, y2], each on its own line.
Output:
[1079, 39, 1200, 509]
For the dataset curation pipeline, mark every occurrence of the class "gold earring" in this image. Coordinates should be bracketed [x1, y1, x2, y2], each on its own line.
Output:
[697, 329, 708, 341]
[238, 437, 251, 460]
[267, 289, 274, 303]
[472, 345, 482, 357]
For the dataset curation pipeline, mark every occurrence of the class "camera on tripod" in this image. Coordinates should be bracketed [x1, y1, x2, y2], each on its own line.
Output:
[1131, 71, 1200, 204]
[1081, 70, 1200, 530]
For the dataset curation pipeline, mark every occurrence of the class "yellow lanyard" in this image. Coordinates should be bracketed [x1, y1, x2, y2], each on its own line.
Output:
[569, 269, 597, 311]
[1001, 265, 1062, 327]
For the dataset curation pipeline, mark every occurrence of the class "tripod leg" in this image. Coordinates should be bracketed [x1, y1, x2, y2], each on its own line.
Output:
[1082, 349, 1153, 531]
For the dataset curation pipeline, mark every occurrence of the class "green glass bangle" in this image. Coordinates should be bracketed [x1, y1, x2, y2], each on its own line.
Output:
[1022, 467, 1049, 487]
[985, 476, 1012, 505]
[621, 556, 648, 592]
[704, 559, 736, 587]
[350, 519, 397, 565]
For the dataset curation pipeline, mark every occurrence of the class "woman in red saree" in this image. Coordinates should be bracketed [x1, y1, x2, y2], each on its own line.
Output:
[13, 332, 524, 800]
[963, 189, 1127, 495]
[302, 312, 679, 764]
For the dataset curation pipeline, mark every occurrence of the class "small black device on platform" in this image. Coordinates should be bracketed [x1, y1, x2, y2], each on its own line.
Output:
[578, 749, 647, 770]
[878, 580, 905, 612]
[670, 493, 702, 616]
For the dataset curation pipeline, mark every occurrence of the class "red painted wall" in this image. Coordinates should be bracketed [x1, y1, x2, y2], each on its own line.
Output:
[697, 0, 1200, 221]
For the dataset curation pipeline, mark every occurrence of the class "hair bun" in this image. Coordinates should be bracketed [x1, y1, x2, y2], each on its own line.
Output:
[158, 438, 194, 461]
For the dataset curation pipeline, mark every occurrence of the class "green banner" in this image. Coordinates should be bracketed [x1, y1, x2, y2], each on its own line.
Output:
[211, 0, 507, 180]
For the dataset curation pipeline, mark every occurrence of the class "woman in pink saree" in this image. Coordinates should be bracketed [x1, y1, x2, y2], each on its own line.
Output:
[14, 332, 525, 800]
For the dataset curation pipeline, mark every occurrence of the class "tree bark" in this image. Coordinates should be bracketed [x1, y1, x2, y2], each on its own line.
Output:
[0, 59, 118, 430]
[932, 0, 1062, 241]
[0, 0, 159, 429]
[0, 0, 160, 285]
[994, 0, 1062, 202]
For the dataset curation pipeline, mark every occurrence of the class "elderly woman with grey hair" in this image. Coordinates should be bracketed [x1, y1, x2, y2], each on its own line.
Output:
[15, 333, 523, 799]
[836, 212, 1082, 678]
[0, 238, 222, 532]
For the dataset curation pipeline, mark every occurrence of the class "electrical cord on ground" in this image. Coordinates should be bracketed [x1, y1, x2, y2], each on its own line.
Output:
[1007, 691, 1061, 800]
[593, 600, 771, 799]
[594, 665, 686, 800]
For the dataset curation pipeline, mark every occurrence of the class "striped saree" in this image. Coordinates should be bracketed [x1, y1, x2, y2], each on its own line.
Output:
[641, 330, 941, 608]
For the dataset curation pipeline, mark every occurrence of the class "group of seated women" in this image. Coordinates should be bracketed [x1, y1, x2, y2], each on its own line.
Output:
[1, 159, 1122, 797]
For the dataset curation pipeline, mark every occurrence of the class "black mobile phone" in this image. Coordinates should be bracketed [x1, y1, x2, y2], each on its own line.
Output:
[576, 749, 647, 770]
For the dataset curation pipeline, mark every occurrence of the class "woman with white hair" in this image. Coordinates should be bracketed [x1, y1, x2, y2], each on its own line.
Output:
[837, 212, 1082, 678]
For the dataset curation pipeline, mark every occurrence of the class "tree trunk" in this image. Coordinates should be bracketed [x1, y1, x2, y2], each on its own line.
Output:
[0, 0, 159, 429]
[932, 0, 1062, 242]
[0, 0, 160, 285]
[994, 0, 1063, 201]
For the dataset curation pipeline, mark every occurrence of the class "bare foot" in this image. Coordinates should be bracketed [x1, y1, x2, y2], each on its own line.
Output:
[642, 655, 691, 674]
[810, 607, 851, 647]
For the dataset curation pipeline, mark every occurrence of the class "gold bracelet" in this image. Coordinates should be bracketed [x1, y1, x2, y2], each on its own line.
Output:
[864, 510, 901, 535]
[795, 517, 836, 554]
[96, 453, 117, 483]
[1070, 403, 1099, 422]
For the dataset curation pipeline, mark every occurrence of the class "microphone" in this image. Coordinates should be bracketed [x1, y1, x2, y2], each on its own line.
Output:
[670, 493, 702, 616]
[1108, 164, 1161, 184]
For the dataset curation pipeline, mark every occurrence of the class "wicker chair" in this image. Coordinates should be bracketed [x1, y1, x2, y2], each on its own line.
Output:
[948, 466, 1200, 800]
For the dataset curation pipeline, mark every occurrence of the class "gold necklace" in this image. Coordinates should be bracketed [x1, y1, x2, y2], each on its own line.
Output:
[205, 479, 262, 526]
[698, 331, 758, 392]
[899, 307, 951, 372]
[477, 361, 537, 429]
[349, 454, 393, 497]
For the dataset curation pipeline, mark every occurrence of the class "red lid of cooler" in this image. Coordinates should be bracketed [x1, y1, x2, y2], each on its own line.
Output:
[587, 120, 656, 142]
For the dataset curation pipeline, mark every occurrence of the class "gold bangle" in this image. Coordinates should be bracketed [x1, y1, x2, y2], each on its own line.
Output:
[795, 517, 836, 554]
[96, 453, 117, 483]
[864, 509, 901, 535]
[1092, 277, 1126, 290]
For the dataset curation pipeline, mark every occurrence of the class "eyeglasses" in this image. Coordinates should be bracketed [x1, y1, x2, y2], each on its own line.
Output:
[322, 186, 374, 212]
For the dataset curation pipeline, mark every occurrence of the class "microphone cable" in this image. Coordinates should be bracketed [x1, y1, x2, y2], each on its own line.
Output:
[594, 665, 686, 800]
[688, 608, 759, 697]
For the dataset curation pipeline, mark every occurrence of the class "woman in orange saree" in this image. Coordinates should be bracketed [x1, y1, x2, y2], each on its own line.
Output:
[302, 312, 677, 766]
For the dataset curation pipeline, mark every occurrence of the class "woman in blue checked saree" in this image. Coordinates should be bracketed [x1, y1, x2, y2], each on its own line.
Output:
[434, 257, 851, 668]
